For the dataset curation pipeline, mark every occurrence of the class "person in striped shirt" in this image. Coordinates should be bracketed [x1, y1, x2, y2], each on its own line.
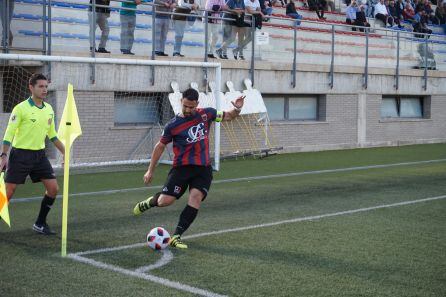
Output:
[133, 88, 244, 249]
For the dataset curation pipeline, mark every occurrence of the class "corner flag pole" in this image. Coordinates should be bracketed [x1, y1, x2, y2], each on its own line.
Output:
[61, 116, 71, 257]
[58, 84, 82, 257]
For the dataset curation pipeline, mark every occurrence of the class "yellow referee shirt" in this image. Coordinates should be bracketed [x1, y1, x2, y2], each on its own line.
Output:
[3, 97, 58, 150]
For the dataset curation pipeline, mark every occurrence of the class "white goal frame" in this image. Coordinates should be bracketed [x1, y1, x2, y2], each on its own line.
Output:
[0, 53, 223, 170]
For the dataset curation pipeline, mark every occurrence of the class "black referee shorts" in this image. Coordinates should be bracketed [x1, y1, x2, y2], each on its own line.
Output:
[5, 148, 56, 184]
[161, 165, 213, 200]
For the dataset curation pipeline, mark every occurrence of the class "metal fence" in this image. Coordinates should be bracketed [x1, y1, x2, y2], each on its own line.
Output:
[2, 0, 444, 90]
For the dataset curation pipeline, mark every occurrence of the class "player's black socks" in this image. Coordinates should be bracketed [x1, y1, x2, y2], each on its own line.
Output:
[174, 204, 198, 236]
[36, 195, 55, 225]
[149, 193, 161, 207]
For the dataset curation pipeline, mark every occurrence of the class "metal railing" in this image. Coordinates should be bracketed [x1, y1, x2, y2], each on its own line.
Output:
[3, 0, 444, 90]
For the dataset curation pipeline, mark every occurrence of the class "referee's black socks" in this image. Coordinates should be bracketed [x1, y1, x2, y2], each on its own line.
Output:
[36, 195, 55, 225]
[174, 204, 198, 236]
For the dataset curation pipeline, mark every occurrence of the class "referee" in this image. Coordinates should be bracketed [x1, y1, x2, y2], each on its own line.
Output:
[0, 74, 65, 235]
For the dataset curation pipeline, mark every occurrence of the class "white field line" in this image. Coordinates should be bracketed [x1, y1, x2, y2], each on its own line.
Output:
[71, 194, 446, 257]
[67, 194, 446, 297]
[67, 254, 227, 297]
[134, 250, 174, 273]
[12, 158, 446, 203]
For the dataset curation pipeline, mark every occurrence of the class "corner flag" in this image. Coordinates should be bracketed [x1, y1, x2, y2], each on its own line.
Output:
[58, 83, 82, 257]
[0, 172, 11, 227]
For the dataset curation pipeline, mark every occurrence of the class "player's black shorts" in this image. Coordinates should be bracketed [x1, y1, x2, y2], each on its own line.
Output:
[161, 165, 213, 200]
[5, 148, 56, 184]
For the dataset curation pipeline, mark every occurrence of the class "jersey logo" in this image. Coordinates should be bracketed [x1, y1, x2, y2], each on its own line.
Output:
[10, 115, 16, 122]
[186, 122, 206, 143]
[30, 119, 36, 122]
[174, 186, 182, 194]
[201, 114, 207, 122]
[48, 118, 52, 125]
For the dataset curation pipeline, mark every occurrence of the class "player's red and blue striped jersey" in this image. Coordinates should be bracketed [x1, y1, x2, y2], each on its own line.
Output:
[160, 108, 223, 167]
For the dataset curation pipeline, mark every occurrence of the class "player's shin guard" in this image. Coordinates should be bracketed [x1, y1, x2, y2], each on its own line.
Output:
[36, 195, 55, 224]
[174, 204, 198, 236]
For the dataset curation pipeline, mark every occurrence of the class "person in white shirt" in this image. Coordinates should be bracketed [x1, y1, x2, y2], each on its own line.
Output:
[374, 0, 394, 26]
[232, 0, 263, 60]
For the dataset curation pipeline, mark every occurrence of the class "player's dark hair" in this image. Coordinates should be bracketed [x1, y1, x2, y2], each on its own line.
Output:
[29, 73, 48, 87]
[182, 88, 199, 101]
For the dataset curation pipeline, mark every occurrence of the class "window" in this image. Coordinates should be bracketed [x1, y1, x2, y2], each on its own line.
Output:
[114, 92, 165, 125]
[288, 97, 318, 120]
[381, 96, 425, 119]
[264, 97, 285, 120]
[264, 95, 321, 121]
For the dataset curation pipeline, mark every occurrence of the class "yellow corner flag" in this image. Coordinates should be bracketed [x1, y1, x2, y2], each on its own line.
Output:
[0, 172, 11, 227]
[58, 84, 82, 257]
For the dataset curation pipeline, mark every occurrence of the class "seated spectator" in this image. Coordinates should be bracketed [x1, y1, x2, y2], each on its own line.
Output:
[308, 0, 327, 19]
[286, 0, 303, 24]
[355, 4, 371, 31]
[259, 0, 273, 20]
[413, 8, 433, 37]
[421, 0, 437, 23]
[388, 0, 403, 27]
[396, 0, 405, 18]
[403, 2, 416, 20]
[346, 0, 360, 30]
[366, 0, 378, 17]
[374, 0, 394, 26]
[434, 2, 446, 25]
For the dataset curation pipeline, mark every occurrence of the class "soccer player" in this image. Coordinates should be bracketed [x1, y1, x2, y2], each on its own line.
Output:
[133, 88, 245, 249]
[0, 74, 65, 235]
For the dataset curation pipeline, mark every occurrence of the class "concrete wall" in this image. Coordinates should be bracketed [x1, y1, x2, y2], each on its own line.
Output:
[0, 61, 445, 163]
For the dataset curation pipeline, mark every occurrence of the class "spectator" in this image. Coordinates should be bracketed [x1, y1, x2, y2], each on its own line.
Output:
[154, 0, 176, 56]
[388, 0, 403, 27]
[216, 0, 246, 59]
[231, 0, 263, 60]
[355, 4, 371, 31]
[413, 7, 433, 37]
[403, 2, 416, 20]
[434, 2, 446, 25]
[89, 0, 111, 53]
[326, 0, 336, 11]
[286, 0, 303, 24]
[205, 0, 226, 58]
[396, 0, 405, 18]
[0, 0, 14, 47]
[172, 0, 199, 57]
[308, 0, 327, 19]
[259, 0, 273, 20]
[120, 0, 142, 55]
[374, 0, 394, 26]
[346, 0, 359, 30]
[366, 0, 378, 17]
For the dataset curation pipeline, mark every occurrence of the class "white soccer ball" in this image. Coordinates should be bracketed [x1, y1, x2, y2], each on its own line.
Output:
[147, 227, 171, 250]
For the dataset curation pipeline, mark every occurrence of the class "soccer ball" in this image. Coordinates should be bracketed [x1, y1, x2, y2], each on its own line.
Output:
[147, 227, 171, 250]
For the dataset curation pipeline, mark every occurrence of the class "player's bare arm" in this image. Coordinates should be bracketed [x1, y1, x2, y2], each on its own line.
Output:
[223, 95, 245, 121]
[144, 141, 166, 184]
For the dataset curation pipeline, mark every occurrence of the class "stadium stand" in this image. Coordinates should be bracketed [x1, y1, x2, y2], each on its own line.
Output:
[6, 0, 446, 70]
